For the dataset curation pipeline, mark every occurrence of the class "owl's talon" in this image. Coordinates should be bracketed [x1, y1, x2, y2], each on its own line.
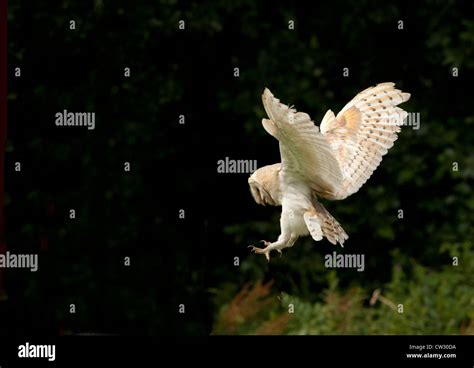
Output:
[248, 242, 275, 261]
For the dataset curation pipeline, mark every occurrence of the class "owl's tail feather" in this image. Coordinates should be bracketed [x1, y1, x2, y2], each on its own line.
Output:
[313, 201, 348, 247]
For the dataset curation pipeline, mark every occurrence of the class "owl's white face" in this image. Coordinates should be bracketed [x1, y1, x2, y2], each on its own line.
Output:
[247, 164, 282, 206]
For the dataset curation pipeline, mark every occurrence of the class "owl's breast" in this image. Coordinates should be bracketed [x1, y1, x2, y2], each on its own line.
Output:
[288, 212, 310, 237]
[281, 181, 313, 237]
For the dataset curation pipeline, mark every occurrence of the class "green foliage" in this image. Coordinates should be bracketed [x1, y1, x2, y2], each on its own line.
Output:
[214, 242, 474, 335]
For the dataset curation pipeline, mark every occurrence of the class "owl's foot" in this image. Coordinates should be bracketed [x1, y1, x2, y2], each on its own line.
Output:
[248, 240, 282, 262]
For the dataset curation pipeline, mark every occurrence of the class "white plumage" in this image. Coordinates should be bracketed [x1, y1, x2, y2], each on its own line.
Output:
[248, 83, 410, 261]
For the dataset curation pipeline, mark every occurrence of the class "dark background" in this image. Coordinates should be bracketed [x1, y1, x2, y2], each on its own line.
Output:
[2, 0, 473, 336]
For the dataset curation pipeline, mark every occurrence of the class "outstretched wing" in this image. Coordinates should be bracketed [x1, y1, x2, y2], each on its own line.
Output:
[261, 88, 343, 196]
[320, 82, 410, 200]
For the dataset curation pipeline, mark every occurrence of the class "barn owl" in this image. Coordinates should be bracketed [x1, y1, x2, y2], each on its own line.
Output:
[248, 82, 410, 260]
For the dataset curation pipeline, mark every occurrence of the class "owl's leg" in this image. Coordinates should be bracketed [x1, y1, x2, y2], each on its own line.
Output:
[248, 234, 297, 261]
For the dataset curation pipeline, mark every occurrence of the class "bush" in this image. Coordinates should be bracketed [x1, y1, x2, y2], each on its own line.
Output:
[213, 242, 474, 335]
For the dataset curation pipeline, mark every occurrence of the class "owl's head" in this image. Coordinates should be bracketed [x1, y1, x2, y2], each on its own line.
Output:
[248, 163, 282, 206]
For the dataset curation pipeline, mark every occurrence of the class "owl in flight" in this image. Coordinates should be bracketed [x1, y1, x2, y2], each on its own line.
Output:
[248, 82, 410, 260]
